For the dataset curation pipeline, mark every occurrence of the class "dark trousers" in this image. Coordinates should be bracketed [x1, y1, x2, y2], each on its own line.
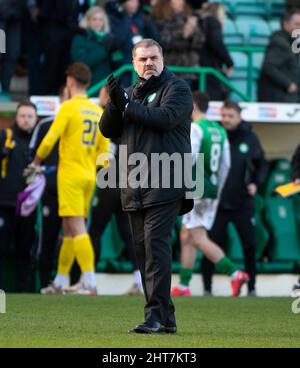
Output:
[0, 206, 36, 292]
[38, 190, 61, 288]
[127, 200, 181, 325]
[89, 187, 138, 269]
[40, 23, 73, 94]
[202, 208, 256, 292]
[23, 13, 43, 95]
[0, 19, 21, 91]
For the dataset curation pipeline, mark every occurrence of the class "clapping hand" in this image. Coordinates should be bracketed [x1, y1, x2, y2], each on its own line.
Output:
[106, 74, 129, 111]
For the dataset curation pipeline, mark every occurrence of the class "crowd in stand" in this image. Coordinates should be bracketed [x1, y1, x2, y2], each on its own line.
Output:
[0, 0, 233, 97]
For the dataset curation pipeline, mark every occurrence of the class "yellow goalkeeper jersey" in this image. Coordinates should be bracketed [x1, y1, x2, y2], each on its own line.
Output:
[37, 95, 109, 179]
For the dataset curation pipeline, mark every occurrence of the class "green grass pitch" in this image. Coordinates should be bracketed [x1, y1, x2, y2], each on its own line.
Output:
[0, 294, 299, 348]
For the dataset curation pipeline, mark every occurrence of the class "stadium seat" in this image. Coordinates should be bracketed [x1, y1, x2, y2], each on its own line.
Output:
[230, 51, 248, 78]
[234, 0, 268, 18]
[269, 0, 285, 17]
[98, 215, 125, 269]
[229, 79, 248, 102]
[268, 18, 281, 33]
[224, 17, 244, 45]
[252, 52, 264, 78]
[235, 16, 271, 46]
[263, 159, 291, 197]
[265, 197, 300, 262]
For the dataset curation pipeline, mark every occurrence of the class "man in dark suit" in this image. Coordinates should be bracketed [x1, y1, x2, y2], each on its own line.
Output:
[99, 38, 193, 333]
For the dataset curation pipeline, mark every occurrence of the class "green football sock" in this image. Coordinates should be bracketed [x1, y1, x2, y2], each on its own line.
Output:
[215, 257, 237, 276]
[179, 267, 193, 287]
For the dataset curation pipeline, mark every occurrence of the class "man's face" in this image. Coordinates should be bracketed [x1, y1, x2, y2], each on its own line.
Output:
[16, 106, 37, 132]
[220, 107, 241, 131]
[133, 45, 164, 80]
[284, 14, 300, 35]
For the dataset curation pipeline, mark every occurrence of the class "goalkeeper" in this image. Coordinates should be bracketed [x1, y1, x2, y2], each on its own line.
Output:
[29, 63, 110, 295]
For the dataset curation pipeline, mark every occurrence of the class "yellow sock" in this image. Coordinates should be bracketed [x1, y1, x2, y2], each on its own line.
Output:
[57, 237, 75, 275]
[74, 233, 95, 272]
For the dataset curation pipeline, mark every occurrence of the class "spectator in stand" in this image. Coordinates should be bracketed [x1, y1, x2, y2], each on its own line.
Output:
[198, 2, 234, 101]
[258, 9, 300, 103]
[71, 6, 123, 96]
[286, 0, 300, 11]
[0, 101, 38, 292]
[152, 0, 205, 89]
[24, 0, 43, 95]
[0, 0, 24, 96]
[105, 0, 159, 86]
[38, 0, 89, 95]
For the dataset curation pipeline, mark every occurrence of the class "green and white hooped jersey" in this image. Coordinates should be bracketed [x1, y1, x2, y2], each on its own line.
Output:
[191, 118, 231, 199]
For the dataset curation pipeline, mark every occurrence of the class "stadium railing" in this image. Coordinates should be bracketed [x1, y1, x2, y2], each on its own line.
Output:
[87, 64, 251, 102]
[87, 46, 266, 102]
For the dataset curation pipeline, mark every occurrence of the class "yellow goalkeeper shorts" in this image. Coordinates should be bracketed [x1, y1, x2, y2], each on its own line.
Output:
[57, 173, 95, 218]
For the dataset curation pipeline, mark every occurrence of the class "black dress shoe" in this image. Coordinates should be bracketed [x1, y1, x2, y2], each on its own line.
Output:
[165, 324, 177, 334]
[165, 315, 177, 334]
[129, 320, 165, 334]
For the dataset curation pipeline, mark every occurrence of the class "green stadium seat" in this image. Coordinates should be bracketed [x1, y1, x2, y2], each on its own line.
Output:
[269, 0, 285, 17]
[229, 79, 248, 102]
[235, 16, 270, 46]
[99, 215, 125, 265]
[265, 197, 300, 262]
[273, 158, 292, 173]
[234, 0, 267, 18]
[263, 159, 291, 197]
[252, 52, 264, 77]
[268, 18, 281, 33]
[224, 18, 244, 45]
[230, 51, 248, 78]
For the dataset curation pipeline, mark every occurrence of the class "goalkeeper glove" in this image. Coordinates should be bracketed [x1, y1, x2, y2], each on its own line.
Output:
[23, 163, 45, 185]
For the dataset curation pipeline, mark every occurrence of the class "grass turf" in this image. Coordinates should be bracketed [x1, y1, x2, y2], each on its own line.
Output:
[0, 294, 299, 348]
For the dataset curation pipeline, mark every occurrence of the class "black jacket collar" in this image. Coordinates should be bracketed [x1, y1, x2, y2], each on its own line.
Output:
[227, 120, 251, 141]
[132, 67, 174, 99]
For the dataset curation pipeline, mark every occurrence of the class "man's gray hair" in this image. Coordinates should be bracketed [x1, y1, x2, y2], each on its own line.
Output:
[132, 38, 163, 57]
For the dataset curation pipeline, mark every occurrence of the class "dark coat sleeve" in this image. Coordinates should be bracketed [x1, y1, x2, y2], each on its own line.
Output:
[251, 133, 268, 186]
[261, 38, 293, 90]
[291, 144, 300, 180]
[203, 17, 233, 68]
[99, 101, 123, 138]
[124, 80, 193, 133]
